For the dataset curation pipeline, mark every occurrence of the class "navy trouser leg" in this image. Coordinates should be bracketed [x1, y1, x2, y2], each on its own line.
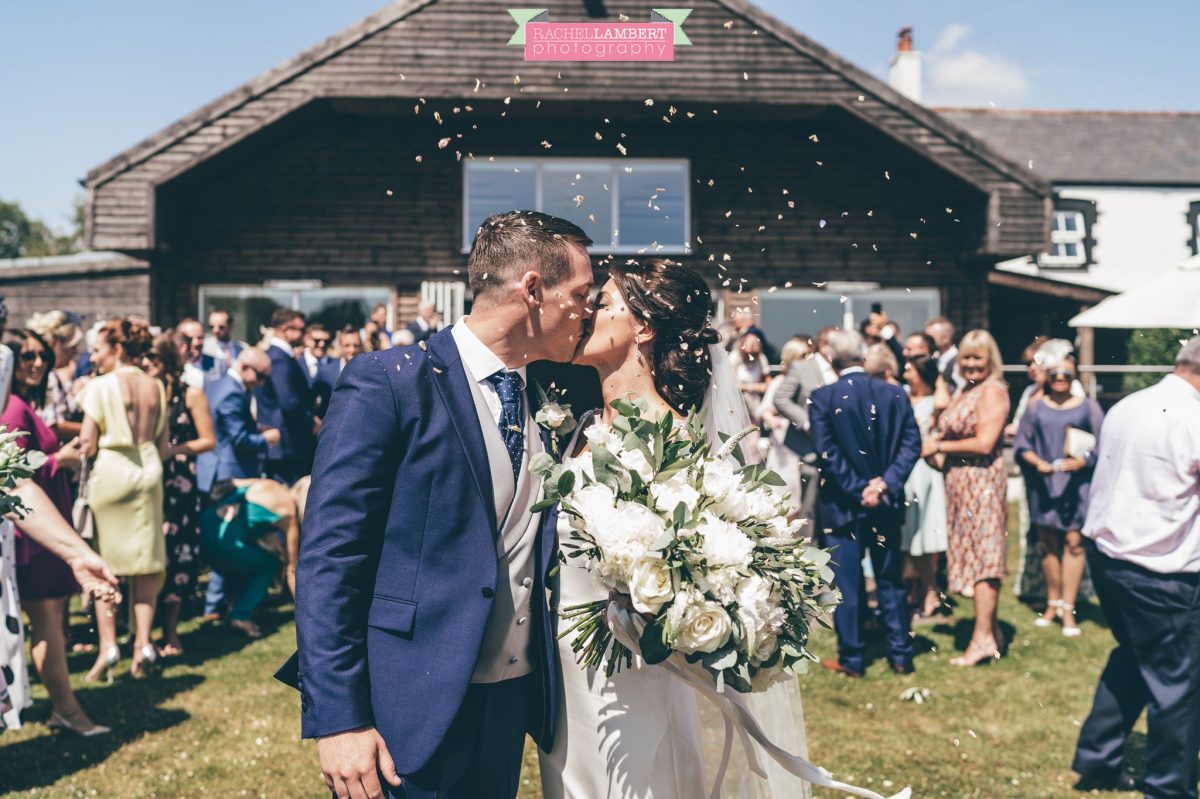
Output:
[867, 519, 914, 668]
[827, 524, 865, 673]
[1074, 544, 1200, 799]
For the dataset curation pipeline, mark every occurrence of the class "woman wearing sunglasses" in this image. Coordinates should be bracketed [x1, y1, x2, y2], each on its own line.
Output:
[1013, 353, 1105, 637]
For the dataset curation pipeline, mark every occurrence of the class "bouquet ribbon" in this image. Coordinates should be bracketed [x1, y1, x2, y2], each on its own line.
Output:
[607, 602, 912, 799]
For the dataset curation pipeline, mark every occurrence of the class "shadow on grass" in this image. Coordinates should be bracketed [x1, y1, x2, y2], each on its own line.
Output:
[0, 673, 202, 793]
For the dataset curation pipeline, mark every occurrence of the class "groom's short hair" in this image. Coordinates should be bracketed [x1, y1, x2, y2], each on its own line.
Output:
[467, 210, 593, 300]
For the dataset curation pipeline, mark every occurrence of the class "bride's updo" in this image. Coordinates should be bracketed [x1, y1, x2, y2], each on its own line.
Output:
[610, 258, 720, 414]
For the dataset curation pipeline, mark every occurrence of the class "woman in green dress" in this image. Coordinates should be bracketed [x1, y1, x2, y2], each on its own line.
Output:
[201, 478, 299, 638]
[80, 318, 168, 681]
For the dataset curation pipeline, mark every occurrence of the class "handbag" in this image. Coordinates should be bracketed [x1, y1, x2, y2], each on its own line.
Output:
[72, 455, 95, 540]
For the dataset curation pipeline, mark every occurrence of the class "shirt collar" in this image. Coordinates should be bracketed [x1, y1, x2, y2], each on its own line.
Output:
[839, 366, 866, 376]
[227, 367, 245, 389]
[1164, 373, 1200, 400]
[451, 319, 528, 385]
[269, 336, 294, 357]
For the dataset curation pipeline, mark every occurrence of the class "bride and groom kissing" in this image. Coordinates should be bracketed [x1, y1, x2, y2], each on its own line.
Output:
[277, 210, 749, 799]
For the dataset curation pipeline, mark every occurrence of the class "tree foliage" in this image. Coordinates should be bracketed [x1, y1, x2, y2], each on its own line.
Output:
[0, 197, 84, 259]
[1123, 328, 1192, 393]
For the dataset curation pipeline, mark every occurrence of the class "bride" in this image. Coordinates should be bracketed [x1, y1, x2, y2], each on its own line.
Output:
[538, 258, 810, 799]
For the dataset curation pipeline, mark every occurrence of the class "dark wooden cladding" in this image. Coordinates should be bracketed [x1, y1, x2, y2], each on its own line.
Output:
[87, 0, 1047, 255]
[0, 271, 150, 326]
[148, 100, 994, 330]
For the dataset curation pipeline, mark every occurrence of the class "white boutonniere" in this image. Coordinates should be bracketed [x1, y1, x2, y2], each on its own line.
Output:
[533, 381, 576, 457]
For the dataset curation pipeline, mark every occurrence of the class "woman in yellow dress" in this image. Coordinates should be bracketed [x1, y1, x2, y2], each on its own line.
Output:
[80, 319, 169, 681]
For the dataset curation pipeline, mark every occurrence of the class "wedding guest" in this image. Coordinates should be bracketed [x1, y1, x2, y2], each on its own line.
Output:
[758, 336, 813, 517]
[360, 303, 393, 351]
[402, 300, 439, 345]
[900, 355, 948, 621]
[730, 306, 776, 363]
[80, 318, 168, 681]
[312, 326, 363, 419]
[864, 343, 900, 385]
[197, 348, 279, 622]
[902, 332, 936, 362]
[200, 478, 298, 638]
[1014, 355, 1104, 638]
[0, 330, 107, 735]
[734, 333, 769, 423]
[923, 329, 1010, 666]
[1071, 337, 1200, 796]
[925, 316, 961, 393]
[177, 318, 218, 389]
[1, 479, 119, 734]
[299, 324, 332, 386]
[143, 332, 215, 656]
[774, 326, 839, 532]
[202, 308, 244, 377]
[26, 310, 85, 441]
[810, 329, 921, 677]
[0, 299, 14, 409]
[256, 309, 316, 484]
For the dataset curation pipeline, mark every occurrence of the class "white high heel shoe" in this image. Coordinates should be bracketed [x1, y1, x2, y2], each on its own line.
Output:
[1034, 599, 1063, 628]
[1061, 604, 1082, 637]
[48, 711, 111, 737]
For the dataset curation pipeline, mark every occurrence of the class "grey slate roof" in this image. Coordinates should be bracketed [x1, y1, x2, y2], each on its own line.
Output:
[936, 108, 1200, 185]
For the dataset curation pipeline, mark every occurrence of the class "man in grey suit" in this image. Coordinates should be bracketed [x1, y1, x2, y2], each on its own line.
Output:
[773, 326, 840, 535]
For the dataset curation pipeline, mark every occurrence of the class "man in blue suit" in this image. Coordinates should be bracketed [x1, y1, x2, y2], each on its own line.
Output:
[277, 210, 595, 799]
[809, 329, 922, 677]
[311, 326, 364, 419]
[256, 308, 317, 484]
[197, 347, 280, 619]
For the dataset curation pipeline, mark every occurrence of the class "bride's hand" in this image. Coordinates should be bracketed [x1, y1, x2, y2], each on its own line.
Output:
[608, 590, 654, 622]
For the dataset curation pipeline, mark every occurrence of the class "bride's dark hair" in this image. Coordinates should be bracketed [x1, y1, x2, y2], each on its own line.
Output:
[609, 258, 720, 414]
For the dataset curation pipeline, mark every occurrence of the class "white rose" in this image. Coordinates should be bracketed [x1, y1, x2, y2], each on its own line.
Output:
[568, 483, 617, 533]
[584, 422, 623, 453]
[650, 473, 701, 517]
[715, 485, 751, 521]
[697, 512, 755, 568]
[734, 575, 784, 658]
[629, 554, 676, 614]
[541, 403, 568, 429]
[673, 600, 734, 655]
[618, 447, 655, 482]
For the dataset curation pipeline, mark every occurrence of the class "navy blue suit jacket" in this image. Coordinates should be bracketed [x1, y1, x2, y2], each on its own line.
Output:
[310, 358, 343, 419]
[808, 371, 921, 530]
[196, 374, 268, 493]
[254, 344, 315, 471]
[275, 329, 560, 775]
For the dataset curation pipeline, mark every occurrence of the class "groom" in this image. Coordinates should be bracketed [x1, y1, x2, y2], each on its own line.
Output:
[277, 210, 595, 799]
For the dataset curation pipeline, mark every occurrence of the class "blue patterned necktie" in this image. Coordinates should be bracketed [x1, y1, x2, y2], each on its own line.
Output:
[487, 370, 524, 479]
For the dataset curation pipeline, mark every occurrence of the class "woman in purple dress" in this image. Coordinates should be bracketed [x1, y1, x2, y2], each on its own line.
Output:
[1013, 357, 1104, 638]
[3, 328, 108, 735]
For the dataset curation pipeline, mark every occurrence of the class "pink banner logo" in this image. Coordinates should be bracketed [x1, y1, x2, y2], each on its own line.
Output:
[508, 9, 692, 62]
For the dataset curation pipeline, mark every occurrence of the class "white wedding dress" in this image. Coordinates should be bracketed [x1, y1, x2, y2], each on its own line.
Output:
[539, 346, 811, 799]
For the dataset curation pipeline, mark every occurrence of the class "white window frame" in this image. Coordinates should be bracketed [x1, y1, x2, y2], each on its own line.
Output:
[462, 157, 691, 255]
[1041, 209, 1088, 267]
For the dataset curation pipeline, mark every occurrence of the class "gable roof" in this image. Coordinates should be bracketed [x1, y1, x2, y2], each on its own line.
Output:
[938, 108, 1200, 186]
[86, 0, 1046, 196]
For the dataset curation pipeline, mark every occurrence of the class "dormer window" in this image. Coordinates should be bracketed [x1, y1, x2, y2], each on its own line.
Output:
[1040, 198, 1095, 268]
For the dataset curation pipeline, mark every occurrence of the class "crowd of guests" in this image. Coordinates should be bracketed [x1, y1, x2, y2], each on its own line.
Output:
[0, 299, 436, 736]
[729, 313, 1200, 794]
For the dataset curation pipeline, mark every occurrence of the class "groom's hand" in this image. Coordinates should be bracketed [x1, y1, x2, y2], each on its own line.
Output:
[317, 726, 402, 799]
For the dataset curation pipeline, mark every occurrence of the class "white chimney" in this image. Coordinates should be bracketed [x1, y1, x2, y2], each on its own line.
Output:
[888, 27, 922, 103]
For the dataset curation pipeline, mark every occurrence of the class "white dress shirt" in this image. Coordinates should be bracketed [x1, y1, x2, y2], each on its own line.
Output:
[302, 350, 321, 380]
[816, 353, 838, 386]
[450, 320, 528, 427]
[1084, 374, 1200, 574]
[268, 336, 294, 357]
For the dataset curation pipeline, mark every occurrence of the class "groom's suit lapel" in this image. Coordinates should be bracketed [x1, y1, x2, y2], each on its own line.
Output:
[426, 330, 497, 532]
[525, 382, 555, 460]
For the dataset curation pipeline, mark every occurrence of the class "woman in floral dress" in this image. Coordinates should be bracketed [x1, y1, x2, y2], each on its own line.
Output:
[923, 330, 1011, 667]
[143, 332, 215, 656]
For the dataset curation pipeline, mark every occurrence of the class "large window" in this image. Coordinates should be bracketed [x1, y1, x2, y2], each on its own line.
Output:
[199, 284, 393, 344]
[1041, 198, 1095, 268]
[463, 158, 689, 254]
[756, 288, 940, 353]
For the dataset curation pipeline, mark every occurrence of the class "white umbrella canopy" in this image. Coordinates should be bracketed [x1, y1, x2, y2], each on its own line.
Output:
[1069, 253, 1200, 329]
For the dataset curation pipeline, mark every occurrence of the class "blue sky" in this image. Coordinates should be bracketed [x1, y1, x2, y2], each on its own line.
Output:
[3, 0, 1198, 232]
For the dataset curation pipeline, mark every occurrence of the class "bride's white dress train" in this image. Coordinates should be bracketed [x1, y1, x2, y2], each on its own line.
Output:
[538, 412, 811, 799]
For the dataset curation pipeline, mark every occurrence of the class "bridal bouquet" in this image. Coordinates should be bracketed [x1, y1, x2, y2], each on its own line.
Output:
[0, 426, 46, 519]
[531, 396, 839, 692]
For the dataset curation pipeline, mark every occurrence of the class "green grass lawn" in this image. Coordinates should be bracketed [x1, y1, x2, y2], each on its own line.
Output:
[1, 519, 1148, 799]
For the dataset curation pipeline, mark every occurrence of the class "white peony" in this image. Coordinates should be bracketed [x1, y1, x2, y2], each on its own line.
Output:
[701, 457, 742, 501]
[590, 500, 667, 589]
[743, 488, 782, 522]
[694, 565, 742, 605]
[618, 447, 655, 482]
[673, 600, 734, 655]
[650, 472, 701, 517]
[697, 512, 755, 568]
[734, 575, 786, 659]
[568, 483, 616, 531]
[629, 554, 676, 614]
[584, 422, 623, 453]
[767, 514, 806, 540]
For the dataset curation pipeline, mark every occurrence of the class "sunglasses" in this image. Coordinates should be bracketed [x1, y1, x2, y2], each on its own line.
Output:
[310, 338, 331, 347]
[19, 350, 47, 363]
[1049, 370, 1075, 380]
